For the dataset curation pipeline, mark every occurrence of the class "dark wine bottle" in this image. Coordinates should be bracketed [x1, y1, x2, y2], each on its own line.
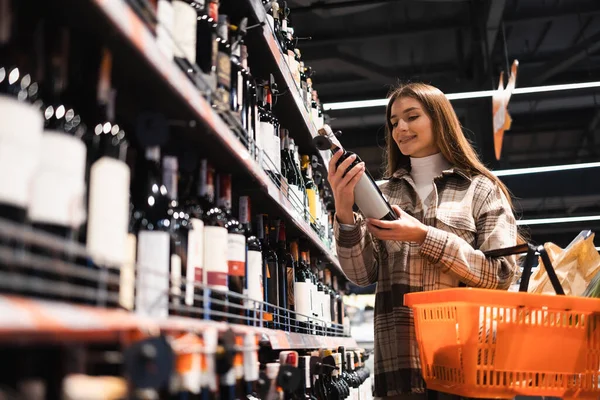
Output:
[261, 215, 279, 329]
[315, 124, 397, 221]
[239, 196, 263, 325]
[215, 14, 231, 108]
[275, 219, 291, 331]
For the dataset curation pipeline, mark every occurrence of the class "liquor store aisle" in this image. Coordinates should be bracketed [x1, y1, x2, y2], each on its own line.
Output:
[0, 0, 371, 399]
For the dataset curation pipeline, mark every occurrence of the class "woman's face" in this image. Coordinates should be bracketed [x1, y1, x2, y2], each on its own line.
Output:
[389, 97, 439, 158]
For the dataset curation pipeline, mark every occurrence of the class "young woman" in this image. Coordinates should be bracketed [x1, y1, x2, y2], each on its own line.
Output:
[328, 83, 518, 400]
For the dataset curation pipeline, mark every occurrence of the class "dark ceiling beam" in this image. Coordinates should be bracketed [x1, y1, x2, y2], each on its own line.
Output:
[331, 51, 396, 85]
[485, 0, 507, 57]
[298, 4, 600, 49]
[531, 30, 600, 84]
[290, 0, 399, 13]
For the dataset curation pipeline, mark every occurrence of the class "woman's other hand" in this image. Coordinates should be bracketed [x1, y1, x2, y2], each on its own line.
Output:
[367, 205, 428, 244]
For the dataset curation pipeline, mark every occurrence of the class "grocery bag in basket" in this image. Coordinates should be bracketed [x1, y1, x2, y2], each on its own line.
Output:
[528, 230, 600, 296]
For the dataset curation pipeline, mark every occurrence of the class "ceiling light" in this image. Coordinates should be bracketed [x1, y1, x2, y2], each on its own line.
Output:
[323, 80, 600, 111]
[493, 161, 600, 177]
[517, 215, 600, 226]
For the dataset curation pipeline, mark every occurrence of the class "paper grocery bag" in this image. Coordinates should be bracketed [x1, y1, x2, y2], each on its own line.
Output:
[528, 231, 600, 296]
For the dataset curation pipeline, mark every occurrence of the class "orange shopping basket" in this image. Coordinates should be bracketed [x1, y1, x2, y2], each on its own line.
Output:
[405, 242, 600, 399]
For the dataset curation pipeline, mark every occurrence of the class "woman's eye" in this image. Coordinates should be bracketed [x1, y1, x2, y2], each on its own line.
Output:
[391, 122, 398, 128]
[408, 115, 419, 121]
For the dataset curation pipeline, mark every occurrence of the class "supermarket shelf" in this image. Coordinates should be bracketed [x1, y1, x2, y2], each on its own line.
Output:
[245, 0, 320, 149]
[0, 295, 356, 350]
[89, 0, 339, 270]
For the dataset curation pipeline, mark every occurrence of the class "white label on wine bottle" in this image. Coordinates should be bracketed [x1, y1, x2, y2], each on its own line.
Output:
[28, 132, 87, 228]
[243, 336, 259, 382]
[245, 250, 263, 308]
[237, 72, 244, 111]
[288, 185, 304, 217]
[119, 233, 137, 311]
[156, 0, 174, 61]
[323, 292, 331, 325]
[185, 218, 204, 306]
[0, 96, 43, 210]
[294, 281, 311, 322]
[273, 135, 281, 174]
[171, 254, 182, 307]
[87, 157, 131, 266]
[227, 233, 246, 277]
[136, 230, 170, 318]
[354, 174, 391, 220]
[259, 121, 274, 170]
[203, 226, 228, 291]
[172, 0, 197, 63]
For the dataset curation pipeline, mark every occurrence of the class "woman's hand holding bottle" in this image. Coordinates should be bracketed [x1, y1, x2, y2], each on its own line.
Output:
[327, 149, 365, 225]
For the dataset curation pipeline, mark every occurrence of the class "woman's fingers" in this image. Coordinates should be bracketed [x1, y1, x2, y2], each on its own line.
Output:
[328, 149, 343, 181]
[339, 162, 365, 189]
[334, 153, 357, 181]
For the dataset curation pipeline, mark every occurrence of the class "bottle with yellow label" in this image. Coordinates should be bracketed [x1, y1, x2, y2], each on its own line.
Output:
[300, 155, 318, 227]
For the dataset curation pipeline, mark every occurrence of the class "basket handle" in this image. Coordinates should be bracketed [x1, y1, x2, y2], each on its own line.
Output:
[483, 243, 565, 295]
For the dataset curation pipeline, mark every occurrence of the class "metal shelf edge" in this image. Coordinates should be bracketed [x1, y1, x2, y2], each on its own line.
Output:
[0, 296, 355, 349]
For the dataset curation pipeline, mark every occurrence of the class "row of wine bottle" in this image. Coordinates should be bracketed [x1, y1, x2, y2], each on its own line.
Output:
[0, 333, 372, 400]
[0, 0, 346, 332]
[127, 0, 333, 242]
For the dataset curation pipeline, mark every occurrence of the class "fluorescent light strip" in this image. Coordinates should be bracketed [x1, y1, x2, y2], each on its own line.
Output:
[323, 80, 600, 111]
[493, 161, 600, 177]
[517, 215, 600, 226]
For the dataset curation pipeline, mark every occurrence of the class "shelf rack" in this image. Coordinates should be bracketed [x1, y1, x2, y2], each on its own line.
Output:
[89, 0, 339, 269]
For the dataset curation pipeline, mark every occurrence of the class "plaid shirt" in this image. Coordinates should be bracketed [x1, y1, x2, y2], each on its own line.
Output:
[334, 166, 517, 398]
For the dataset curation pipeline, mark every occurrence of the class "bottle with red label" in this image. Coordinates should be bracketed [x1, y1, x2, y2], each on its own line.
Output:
[217, 173, 246, 324]
[199, 160, 228, 321]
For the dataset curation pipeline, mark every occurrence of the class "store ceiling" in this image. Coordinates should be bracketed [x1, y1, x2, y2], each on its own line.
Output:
[287, 0, 600, 248]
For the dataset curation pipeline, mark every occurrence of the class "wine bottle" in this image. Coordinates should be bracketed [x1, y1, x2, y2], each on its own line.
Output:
[218, 174, 246, 324]
[135, 146, 171, 318]
[215, 14, 231, 108]
[0, 63, 43, 223]
[275, 219, 291, 331]
[315, 124, 397, 221]
[162, 155, 191, 315]
[300, 248, 316, 333]
[239, 197, 263, 325]
[171, 0, 198, 70]
[85, 49, 131, 272]
[119, 202, 138, 311]
[199, 160, 228, 321]
[300, 155, 319, 228]
[179, 157, 205, 313]
[291, 241, 310, 333]
[325, 269, 337, 333]
[261, 215, 279, 329]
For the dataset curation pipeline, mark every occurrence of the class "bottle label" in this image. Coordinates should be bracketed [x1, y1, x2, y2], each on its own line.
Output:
[227, 233, 246, 277]
[171, 254, 182, 306]
[204, 225, 228, 291]
[28, 132, 87, 228]
[172, 0, 197, 63]
[354, 174, 392, 220]
[185, 218, 204, 306]
[323, 292, 331, 324]
[208, 1, 218, 21]
[259, 121, 274, 170]
[87, 157, 131, 266]
[217, 50, 231, 89]
[0, 97, 43, 210]
[245, 250, 264, 308]
[136, 230, 170, 318]
[294, 281, 311, 321]
[156, 0, 175, 61]
[119, 233, 137, 310]
[272, 134, 281, 174]
[237, 72, 244, 113]
[306, 188, 317, 224]
[287, 267, 295, 309]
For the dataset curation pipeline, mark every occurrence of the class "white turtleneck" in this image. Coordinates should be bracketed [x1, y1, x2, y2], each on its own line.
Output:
[410, 152, 452, 214]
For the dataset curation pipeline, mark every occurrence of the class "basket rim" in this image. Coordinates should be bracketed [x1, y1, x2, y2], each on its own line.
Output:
[404, 288, 600, 313]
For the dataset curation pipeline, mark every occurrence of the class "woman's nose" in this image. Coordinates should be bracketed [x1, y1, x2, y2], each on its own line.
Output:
[398, 119, 408, 131]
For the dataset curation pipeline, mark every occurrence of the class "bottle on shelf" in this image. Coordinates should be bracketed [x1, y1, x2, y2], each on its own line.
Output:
[215, 14, 231, 109]
[156, 0, 174, 61]
[275, 219, 292, 331]
[261, 214, 279, 329]
[171, 0, 198, 73]
[257, 77, 281, 183]
[300, 155, 319, 229]
[292, 240, 311, 334]
[195, 0, 219, 92]
[239, 196, 263, 326]
[199, 160, 228, 321]
[314, 124, 397, 221]
[218, 173, 246, 324]
[134, 145, 172, 318]
[299, 247, 316, 333]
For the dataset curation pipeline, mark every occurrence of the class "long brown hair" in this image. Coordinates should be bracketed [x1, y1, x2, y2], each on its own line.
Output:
[384, 82, 514, 208]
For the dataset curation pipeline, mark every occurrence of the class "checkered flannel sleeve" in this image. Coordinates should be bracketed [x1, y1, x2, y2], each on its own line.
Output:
[420, 184, 518, 289]
[333, 212, 379, 287]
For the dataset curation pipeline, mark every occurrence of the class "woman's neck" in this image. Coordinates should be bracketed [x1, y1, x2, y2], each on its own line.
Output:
[410, 153, 451, 183]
